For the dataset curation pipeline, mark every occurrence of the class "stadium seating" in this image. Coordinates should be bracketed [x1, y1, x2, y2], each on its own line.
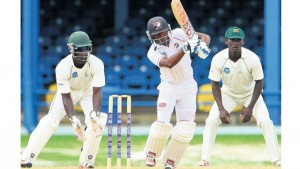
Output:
[22, 0, 265, 108]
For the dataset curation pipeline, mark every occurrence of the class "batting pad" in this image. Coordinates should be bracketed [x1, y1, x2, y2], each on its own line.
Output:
[79, 124, 105, 164]
[144, 121, 173, 157]
[162, 121, 196, 166]
[21, 114, 60, 161]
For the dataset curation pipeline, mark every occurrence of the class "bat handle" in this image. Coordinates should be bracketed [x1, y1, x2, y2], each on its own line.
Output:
[191, 33, 198, 40]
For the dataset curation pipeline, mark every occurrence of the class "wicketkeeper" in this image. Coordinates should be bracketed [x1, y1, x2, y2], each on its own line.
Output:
[21, 31, 107, 169]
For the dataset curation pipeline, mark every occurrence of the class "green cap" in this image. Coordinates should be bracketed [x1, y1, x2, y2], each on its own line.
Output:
[225, 26, 245, 39]
[68, 31, 92, 47]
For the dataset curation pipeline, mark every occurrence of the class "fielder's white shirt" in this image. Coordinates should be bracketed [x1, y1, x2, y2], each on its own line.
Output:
[147, 28, 193, 84]
[55, 54, 105, 93]
[209, 47, 263, 97]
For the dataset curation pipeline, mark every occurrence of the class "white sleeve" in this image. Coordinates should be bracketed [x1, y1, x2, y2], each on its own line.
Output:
[55, 62, 71, 93]
[172, 28, 188, 41]
[252, 57, 264, 80]
[147, 46, 163, 67]
[208, 56, 222, 82]
[92, 59, 105, 87]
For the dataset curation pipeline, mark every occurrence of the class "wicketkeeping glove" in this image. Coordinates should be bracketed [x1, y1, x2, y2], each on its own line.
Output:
[196, 42, 211, 59]
[90, 111, 108, 138]
[182, 38, 201, 54]
[69, 115, 87, 142]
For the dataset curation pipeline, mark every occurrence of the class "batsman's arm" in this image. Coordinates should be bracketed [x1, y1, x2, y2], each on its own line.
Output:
[196, 32, 211, 46]
[159, 51, 185, 68]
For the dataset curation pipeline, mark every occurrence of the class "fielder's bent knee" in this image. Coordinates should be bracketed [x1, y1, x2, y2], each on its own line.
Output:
[39, 114, 61, 129]
[257, 119, 274, 128]
[205, 117, 221, 126]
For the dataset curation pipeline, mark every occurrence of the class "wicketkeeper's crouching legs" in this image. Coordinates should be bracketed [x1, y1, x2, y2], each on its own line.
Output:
[21, 114, 61, 166]
[79, 113, 107, 168]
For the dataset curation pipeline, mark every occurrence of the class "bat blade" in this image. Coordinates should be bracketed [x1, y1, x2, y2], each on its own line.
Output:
[171, 0, 196, 39]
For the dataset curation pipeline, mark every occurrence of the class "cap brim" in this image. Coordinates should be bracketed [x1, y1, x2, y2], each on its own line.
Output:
[76, 44, 92, 47]
[227, 36, 244, 39]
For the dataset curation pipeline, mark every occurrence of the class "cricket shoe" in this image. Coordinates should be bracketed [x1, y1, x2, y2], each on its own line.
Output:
[198, 159, 210, 166]
[144, 152, 156, 167]
[20, 159, 32, 168]
[164, 164, 175, 169]
[164, 159, 175, 169]
[78, 163, 95, 169]
[272, 160, 281, 166]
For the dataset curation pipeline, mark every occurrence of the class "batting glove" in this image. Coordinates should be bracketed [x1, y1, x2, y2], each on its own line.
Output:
[182, 38, 201, 54]
[90, 111, 108, 138]
[196, 42, 211, 59]
[69, 115, 87, 142]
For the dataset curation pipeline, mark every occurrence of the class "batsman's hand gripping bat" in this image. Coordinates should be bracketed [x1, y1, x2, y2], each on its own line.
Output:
[171, 0, 211, 59]
[171, 0, 197, 39]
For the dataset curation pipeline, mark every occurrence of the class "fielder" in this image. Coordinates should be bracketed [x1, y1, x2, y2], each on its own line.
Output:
[143, 16, 211, 169]
[21, 31, 107, 169]
[198, 26, 281, 166]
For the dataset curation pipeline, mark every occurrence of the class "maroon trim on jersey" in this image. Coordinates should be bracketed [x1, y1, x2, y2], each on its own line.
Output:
[173, 36, 185, 42]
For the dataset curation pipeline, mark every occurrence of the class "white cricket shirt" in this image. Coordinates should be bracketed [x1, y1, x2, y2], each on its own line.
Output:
[147, 28, 194, 84]
[208, 47, 264, 97]
[55, 54, 105, 93]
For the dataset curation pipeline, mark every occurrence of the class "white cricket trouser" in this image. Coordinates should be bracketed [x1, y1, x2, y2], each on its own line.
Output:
[156, 79, 198, 123]
[201, 93, 280, 163]
[21, 88, 100, 163]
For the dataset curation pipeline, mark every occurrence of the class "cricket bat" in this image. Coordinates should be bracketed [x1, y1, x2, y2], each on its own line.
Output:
[171, 0, 197, 39]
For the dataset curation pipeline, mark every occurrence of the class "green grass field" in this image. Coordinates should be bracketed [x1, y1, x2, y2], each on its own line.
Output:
[21, 134, 281, 168]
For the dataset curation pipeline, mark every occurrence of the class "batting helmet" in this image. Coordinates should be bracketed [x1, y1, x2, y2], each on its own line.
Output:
[146, 16, 171, 45]
[67, 31, 93, 62]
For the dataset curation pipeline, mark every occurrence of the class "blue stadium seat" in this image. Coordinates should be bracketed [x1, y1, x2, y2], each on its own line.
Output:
[114, 54, 139, 70]
[96, 45, 122, 56]
[105, 73, 121, 89]
[123, 46, 147, 57]
[118, 26, 137, 37]
[105, 35, 128, 48]
[39, 36, 52, 47]
[148, 76, 161, 90]
[55, 36, 68, 46]
[127, 17, 144, 28]
[99, 54, 114, 67]
[42, 25, 61, 36]
[130, 35, 149, 48]
[122, 74, 148, 89]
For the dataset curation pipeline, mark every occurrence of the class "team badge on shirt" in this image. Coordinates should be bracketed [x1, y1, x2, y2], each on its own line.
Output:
[72, 72, 78, 78]
[223, 67, 230, 74]
[162, 52, 167, 57]
[174, 43, 179, 48]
